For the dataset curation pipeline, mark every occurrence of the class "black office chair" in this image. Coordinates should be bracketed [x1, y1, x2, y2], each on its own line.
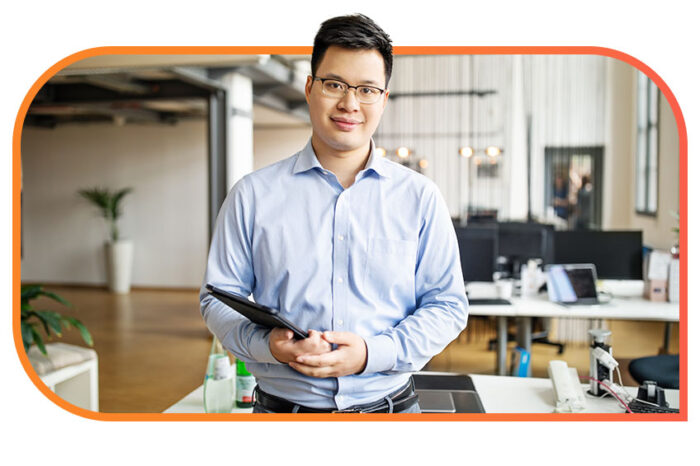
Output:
[628, 354, 679, 389]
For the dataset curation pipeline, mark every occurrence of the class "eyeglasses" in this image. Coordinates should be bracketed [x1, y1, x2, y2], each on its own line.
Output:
[312, 77, 386, 104]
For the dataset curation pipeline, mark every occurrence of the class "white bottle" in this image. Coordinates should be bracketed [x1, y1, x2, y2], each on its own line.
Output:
[203, 338, 234, 413]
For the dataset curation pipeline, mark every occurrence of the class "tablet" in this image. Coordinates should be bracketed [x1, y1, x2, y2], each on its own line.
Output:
[205, 284, 309, 340]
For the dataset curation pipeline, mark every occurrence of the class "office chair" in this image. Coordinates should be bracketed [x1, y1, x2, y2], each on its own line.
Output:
[628, 354, 679, 389]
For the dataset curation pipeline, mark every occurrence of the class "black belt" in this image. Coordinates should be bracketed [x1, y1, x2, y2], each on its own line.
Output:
[254, 379, 418, 413]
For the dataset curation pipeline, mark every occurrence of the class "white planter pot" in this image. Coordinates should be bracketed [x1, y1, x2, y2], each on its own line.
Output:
[105, 240, 133, 294]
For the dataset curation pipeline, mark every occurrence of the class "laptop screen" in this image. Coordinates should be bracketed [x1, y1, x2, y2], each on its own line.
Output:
[547, 264, 598, 303]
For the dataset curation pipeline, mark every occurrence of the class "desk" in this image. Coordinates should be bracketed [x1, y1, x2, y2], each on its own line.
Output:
[163, 373, 680, 414]
[469, 295, 679, 376]
[471, 374, 679, 413]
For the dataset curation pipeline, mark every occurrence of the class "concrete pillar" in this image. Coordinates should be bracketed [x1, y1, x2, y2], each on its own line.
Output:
[221, 72, 254, 190]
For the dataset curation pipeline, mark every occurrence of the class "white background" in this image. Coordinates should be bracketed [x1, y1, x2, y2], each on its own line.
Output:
[2, 1, 695, 464]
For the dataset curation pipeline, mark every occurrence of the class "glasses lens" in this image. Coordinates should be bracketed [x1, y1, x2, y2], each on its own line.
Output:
[322, 80, 346, 97]
[356, 87, 381, 104]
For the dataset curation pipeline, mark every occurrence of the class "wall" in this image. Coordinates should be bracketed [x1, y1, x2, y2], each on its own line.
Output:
[604, 58, 680, 250]
[628, 79, 680, 250]
[253, 126, 311, 170]
[21, 120, 209, 288]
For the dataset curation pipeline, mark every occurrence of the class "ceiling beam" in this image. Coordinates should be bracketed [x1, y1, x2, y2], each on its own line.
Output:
[81, 75, 152, 95]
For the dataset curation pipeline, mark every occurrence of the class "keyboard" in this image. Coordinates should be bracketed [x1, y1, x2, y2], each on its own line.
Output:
[627, 400, 680, 414]
[468, 298, 512, 305]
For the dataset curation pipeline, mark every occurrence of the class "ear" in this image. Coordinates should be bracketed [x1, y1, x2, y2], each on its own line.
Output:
[305, 75, 314, 105]
[380, 88, 390, 110]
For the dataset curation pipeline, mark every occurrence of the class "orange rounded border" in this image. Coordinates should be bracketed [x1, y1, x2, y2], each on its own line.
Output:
[12, 46, 687, 422]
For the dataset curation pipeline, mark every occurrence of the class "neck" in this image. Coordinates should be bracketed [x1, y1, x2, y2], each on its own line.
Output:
[311, 135, 372, 188]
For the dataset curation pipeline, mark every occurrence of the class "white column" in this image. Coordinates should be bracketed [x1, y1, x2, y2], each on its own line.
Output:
[221, 72, 254, 190]
[508, 55, 528, 220]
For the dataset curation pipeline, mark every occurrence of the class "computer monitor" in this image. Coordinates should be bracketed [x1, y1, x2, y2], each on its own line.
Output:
[497, 222, 555, 277]
[553, 230, 643, 280]
[454, 225, 498, 283]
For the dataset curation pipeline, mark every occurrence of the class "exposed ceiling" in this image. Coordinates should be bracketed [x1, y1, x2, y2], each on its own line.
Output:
[25, 54, 312, 129]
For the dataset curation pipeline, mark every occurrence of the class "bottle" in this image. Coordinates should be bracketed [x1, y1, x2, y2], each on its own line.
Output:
[203, 336, 234, 413]
[235, 359, 255, 408]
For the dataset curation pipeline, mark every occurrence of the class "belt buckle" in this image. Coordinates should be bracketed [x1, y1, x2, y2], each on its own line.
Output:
[332, 407, 364, 414]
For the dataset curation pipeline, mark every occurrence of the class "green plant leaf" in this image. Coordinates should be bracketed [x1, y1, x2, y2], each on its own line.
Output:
[21, 321, 34, 352]
[78, 187, 111, 219]
[36, 311, 64, 336]
[63, 317, 94, 347]
[30, 325, 47, 355]
[111, 187, 133, 220]
[21, 284, 43, 302]
[24, 310, 52, 336]
[39, 290, 72, 307]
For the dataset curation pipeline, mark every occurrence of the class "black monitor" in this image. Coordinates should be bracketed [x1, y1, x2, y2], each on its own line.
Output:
[497, 222, 555, 277]
[454, 225, 498, 283]
[553, 230, 643, 280]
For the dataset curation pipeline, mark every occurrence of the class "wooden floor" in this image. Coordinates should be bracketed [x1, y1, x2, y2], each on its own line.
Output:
[24, 286, 679, 413]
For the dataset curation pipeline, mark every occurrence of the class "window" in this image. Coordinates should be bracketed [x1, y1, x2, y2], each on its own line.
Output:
[635, 72, 659, 216]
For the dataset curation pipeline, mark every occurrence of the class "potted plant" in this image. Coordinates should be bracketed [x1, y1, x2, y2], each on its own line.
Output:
[21, 284, 93, 355]
[78, 187, 133, 293]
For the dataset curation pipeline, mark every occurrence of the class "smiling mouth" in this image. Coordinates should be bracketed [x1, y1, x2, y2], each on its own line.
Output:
[331, 117, 362, 131]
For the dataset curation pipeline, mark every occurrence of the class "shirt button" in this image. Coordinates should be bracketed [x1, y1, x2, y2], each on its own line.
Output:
[337, 277, 344, 284]
[338, 320, 344, 326]
[338, 235, 344, 241]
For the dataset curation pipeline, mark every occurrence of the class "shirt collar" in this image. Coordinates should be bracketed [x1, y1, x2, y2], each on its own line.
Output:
[292, 138, 391, 179]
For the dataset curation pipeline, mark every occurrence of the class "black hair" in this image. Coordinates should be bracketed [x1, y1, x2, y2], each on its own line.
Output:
[311, 14, 393, 88]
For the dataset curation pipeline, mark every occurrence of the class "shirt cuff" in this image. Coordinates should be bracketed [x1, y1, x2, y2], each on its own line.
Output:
[249, 327, 284, 364]
[360, 334, 396, 375]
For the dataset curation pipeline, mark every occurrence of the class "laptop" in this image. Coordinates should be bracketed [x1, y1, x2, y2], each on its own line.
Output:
[545, 263, 600, 305]
[411, 373, 486, 413]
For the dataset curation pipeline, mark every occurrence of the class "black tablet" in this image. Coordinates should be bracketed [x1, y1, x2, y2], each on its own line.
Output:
[205, 284, 309, 340]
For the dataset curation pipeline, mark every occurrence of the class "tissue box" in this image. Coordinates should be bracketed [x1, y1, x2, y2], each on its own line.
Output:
[645, 279, 668, 302]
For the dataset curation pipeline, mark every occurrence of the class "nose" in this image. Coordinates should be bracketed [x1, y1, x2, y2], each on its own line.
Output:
[336, 88, 361, 112]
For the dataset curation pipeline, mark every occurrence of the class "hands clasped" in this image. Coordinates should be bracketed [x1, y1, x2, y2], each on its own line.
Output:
[269, 327, 368, 378]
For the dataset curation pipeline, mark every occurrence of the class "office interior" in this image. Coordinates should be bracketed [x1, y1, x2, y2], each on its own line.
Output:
[19, 53, 681, 413]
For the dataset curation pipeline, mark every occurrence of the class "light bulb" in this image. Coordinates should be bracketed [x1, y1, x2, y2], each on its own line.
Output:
[459, 146, 474, 158]
[397, 147, 410, 158]
[485, 146, 501, 157]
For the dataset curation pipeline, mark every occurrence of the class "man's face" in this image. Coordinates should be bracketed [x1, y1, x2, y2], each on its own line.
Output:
[305, 46, 389, 157]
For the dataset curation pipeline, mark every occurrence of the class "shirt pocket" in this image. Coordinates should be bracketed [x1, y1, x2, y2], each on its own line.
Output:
[364, 237, 417, 299]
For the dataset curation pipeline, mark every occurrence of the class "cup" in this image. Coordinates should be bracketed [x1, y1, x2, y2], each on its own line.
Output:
[496, 279, 513, 300]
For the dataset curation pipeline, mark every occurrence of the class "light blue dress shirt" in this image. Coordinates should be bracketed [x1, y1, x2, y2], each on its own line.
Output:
[200, 139, 468, 410]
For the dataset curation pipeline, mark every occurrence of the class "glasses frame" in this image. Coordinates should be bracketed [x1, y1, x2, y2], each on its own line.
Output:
[312, 76, 386, 104]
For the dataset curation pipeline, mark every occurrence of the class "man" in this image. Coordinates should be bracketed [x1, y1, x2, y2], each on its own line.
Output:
[200, 14, 468, 413]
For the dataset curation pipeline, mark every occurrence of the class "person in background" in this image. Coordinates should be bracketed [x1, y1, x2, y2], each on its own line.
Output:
[575, 174, 593, 230]
[553, 173, 569, 222]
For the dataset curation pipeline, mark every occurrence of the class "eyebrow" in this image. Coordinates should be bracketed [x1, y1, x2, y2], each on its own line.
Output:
[323, 73, 383, 87]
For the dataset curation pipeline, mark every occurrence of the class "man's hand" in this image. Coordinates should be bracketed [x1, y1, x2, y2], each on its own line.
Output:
[269, 328, 332, 364]
[288, 331, 368, 378]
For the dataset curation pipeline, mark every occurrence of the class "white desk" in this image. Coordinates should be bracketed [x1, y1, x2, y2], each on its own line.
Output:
[471, 374, 679, 413]
[469, 294, 679, 376]
[163, 373, 680, 414]
[163, 385, 253, 413]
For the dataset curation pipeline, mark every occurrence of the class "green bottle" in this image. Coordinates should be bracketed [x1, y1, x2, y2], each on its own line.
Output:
[235, 359, 255, 408]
